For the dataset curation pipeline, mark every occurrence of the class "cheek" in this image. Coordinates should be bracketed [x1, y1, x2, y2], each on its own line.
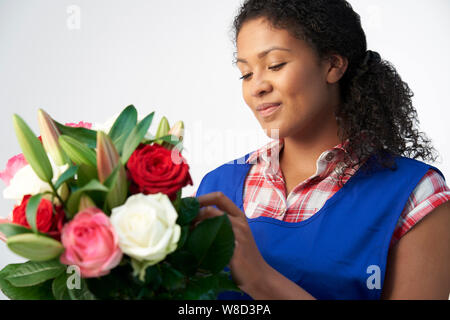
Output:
[281, 66, 329, 115]
[281, 64, 321, 98]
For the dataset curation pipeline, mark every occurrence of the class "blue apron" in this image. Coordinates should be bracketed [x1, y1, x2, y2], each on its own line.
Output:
[195, 152, 444, 300]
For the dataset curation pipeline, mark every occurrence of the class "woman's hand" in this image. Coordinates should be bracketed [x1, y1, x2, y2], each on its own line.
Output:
[193, 191, 316, 300]
[193, 191, 269, 292]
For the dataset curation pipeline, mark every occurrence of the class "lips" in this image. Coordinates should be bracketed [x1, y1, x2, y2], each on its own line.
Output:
[256, 103, 282, 111]
[257, 103, 282, 118]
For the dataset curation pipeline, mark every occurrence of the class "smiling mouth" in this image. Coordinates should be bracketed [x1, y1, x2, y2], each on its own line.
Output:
[257, 104, 282, 118]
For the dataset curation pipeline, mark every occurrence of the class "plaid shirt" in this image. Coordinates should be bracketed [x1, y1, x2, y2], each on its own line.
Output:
[242, 138, 450, 248]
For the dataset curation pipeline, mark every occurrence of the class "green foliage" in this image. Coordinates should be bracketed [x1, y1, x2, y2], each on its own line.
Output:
[186, 215, 235, 273]
[25, 193, 45, 233]
[7, 233, 64, 262]
[108, 105, 138, 154]
[54, 165, 79, 190]
[2, 105, 241, 300]
[175, 272, 241, 300]
[59, 135, 97, 167]
[0, 223, 33, 238]
[0, 263, 56, 300]
[66, 179, 109, 217]
[52, 269, 96, 300]
[103, 164, 128, 213]
[176, 197, 200, 226]
[121, 112, 154, 164]
[55, 121, 97, 149]
[4, 259, 65, 287]
[51, 272, 71, 300]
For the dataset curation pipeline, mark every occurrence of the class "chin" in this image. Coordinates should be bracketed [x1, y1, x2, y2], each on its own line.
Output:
[259, 123, 286, 139]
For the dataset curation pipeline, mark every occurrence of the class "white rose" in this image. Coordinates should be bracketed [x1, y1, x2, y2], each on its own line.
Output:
[110, 193, 181, 265]
[3, 155, 69, 203]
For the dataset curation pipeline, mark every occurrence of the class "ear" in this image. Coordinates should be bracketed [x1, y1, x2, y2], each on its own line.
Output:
[325, 54, 348, 84]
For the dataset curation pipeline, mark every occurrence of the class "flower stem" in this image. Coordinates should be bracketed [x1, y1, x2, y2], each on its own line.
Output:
[50, 182, 66, 208]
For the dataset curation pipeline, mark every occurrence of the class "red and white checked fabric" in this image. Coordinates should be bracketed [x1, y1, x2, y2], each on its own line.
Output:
[241, 138, 450, 248]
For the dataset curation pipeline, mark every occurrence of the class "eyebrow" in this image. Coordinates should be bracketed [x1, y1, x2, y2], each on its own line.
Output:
[235, 46, 292, 64]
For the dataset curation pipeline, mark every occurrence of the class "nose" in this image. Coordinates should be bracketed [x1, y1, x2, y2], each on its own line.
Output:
[250, 77, 273, 98]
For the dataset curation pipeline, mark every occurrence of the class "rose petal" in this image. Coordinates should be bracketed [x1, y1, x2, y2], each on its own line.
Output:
[0, 154, 28, 186]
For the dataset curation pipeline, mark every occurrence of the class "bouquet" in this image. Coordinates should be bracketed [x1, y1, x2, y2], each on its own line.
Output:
[0, 105, 239, 300]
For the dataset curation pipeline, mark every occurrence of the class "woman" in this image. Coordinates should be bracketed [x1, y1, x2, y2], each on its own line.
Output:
[193, 0, 450, 299]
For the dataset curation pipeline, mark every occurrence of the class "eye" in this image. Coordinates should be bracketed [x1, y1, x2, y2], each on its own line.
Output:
[239, 63, 287, 81]
[269, 62, 287, 71]
[240, 73, 252, 81]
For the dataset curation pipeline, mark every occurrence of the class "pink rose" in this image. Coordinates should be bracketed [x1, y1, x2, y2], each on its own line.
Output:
[60, 208, 122, 278]
[65, 121, 92, 129]
[0, 154, 28, 186]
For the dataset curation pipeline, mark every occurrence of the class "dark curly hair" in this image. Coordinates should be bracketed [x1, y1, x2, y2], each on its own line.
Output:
[231, 0, 437, 182]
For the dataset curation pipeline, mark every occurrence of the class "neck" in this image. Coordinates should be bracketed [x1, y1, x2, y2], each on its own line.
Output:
[279, 114, 341, 177]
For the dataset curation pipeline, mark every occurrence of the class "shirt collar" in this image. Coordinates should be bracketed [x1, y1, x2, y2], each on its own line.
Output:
[246, 137, 354, 178]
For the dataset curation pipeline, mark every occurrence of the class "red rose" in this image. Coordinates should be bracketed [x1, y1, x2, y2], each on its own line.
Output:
[12, 195, 65, 240]
[127, 144, 193, 201]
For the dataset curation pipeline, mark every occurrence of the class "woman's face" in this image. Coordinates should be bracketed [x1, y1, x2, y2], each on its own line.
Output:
[236, 17, 342, 140]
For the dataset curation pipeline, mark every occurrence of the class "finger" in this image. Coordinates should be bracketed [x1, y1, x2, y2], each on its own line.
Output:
[196, 192, 243, 218]
[192, 206, 224, 226]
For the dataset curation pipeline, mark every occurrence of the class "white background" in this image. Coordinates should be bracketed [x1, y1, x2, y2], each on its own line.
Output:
[0, 0, 449, 300]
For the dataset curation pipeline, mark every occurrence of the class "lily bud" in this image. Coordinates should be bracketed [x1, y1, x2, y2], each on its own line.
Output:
[163, 121, 184, 151]
[154, 116, 170, 145]
[169, 121, 184, 142]
[38, 109, 68, 166]
[97, 131, 127, 210]
[78, 194, 97, 211]
[13, 114, 53, 183]
[96, 131, 120, 183]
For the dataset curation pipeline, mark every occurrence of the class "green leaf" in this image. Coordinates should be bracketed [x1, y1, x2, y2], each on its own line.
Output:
[52, 272, 71, 300]
[150, 134, 181, 146]
[166, 250, 198, 277]
[176, 226, 189, 250]
[76, 164, 98, 187]
[85, 264, 137, 299]
[175, 272, 241, 300]
[54, 165, 79, 190]
[0, 264, 54, 300]
[55, 121, 97, 149]
[12, 114, 53, 183]
[68, 278, 96, 300]
[0, 223, 33, 238]
[121, 112, 154, 164]
[215, 271, 241, 293]
[52, 271, 97, 300]
[25, 193, 45, 233]
[186, 215, 235, 274]
[108, 105, 138, 154]
[177, 275, 216, 300]
[59, 135, 97, 167]
[161, 264, 185, 291]
[7, 233, 64, 262]
[142, 265, 162, 290]
[67, 180, 109, 217]
[149, 134, 184, 152]
[176, 197, 200, 226]
[5, 259, 65, 287]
